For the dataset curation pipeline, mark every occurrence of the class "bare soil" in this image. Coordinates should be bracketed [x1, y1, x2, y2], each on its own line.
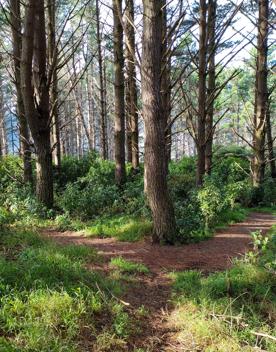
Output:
[41, 212, 275, 351]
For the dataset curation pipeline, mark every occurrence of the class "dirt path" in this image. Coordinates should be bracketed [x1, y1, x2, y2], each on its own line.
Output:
[41, 212, 275, 351]
[42, 212, 275, 274]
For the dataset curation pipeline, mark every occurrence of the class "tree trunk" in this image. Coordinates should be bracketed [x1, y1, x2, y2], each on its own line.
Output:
[125, 0, 139, 169]
[205, 0, 216, 175]
[266, 102, 276, 178]
[21, 0, 53, 208]
[0, 77, 7, 156]
[10, 0, 33, 183]
[47, 0, 61, 170]
[161, 1, 172, 171]
[196, 0, 207, 186]
[113, 0, 126, 185]
[252, 0, 268, 188]
[142, 0, 176, 244]
[96, 0, 108, 159]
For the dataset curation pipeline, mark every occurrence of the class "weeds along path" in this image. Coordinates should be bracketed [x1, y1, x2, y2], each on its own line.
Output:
[41, 212, 276, 351]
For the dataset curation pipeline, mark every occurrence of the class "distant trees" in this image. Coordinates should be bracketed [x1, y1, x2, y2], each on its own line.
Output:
[0, 0, 275, 238]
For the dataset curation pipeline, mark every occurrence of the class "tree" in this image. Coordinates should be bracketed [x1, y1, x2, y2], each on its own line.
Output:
[205, 0, 216, 175]
[196, 0, 207, 186]
[10, 0, 33, 184]
[125, 0, 139, 170]
[47, 0, 61, 170]
[21, 0, 53, 207]
[252, 0, 269, 187]
[113, 0, 126, 185]
[142, 0, 176, 243]
[96, 0, 108, 160]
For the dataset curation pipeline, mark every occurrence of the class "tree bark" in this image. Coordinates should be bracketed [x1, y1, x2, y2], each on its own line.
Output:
[161, 0, 172, 171]
[96, 0, 108, 159]
[196, 0, 207, 186]
[266, 101, 276, 178]
[125, 0, 139, 169]
[252, 0, 268, 188]
[142, 0, 176, 244]
[47, 0, 61, 170]
[10, 0, 33, 183]
[205, 0, 216, 175]
[113, 0, 126, 185]
[21, 0, 53, 207]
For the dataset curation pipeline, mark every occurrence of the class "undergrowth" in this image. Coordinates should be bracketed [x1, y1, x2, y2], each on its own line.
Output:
[169, 225, 276, 351]
[0, 227, 138, 351]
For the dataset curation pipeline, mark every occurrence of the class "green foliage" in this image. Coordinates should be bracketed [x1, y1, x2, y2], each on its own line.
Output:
[86, 215, 152, 242]
[0, 227, 131, 351]
[54, 152, 97, 189]
[110, 257, 149, 274]
[171, 229, 276, 351]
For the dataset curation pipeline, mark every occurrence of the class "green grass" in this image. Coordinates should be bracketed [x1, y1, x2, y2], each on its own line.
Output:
[0, 227, 134, 351]
[168, 227, 276, 351]
[110, 257, 149, 274]
[85, 215, 152, 242]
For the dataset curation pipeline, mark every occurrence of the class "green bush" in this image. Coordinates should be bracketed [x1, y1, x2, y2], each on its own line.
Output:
[54, 152, 97, 189]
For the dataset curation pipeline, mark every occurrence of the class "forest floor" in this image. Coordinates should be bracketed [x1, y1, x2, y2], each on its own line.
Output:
[41, 212, 276, 351]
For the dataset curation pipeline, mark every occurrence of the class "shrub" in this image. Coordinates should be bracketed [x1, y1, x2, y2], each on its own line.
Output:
[59, 182, 119, 219]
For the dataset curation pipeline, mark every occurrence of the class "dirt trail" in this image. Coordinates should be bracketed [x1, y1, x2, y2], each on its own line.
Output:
[42, 212, 275, 273]
[41, 212, 275, 351]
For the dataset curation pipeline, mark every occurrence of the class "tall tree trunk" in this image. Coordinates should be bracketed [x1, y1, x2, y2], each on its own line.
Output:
[196, 0, 207, 186]
[47, 0, 61, 170]
[21, 0, 53, 208]
[96, 0, 108, 159]
[142, 0, 176, 244]
[161, 1, 172, 171]
[113, 0, 126, 185]
[125, 0, 139, 169]
[0, 77, 7, 156]
[205, 0, 216, 175]
[252, 0, 268, 188]
[10, 0, 33, 183]
[266, 101, 276, 178]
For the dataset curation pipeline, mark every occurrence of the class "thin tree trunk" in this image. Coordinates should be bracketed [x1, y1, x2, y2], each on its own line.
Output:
[47, 0, 61, 169]
[252, 0, 268, 187]
[113, 0, 126, 185]
[196, 0, 207, 186]
[10, 0, 33, 183]
[142, 0, 176, 244]
[205, 0, 216, 175]
[96, 0, 108, 159]
[0, 78, 7, 156]
[161, 1, 172, 171]
[125, 0, 139, 169]
[266, 101, 276, 178]
[21, 0, 53, 207]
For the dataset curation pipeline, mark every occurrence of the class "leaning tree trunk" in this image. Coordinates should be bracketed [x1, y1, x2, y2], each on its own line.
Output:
[125, 0, 139, 169]
[21, 0, 53, 208]
[10, 0, 33, 184]
[196, 0, 207, 186]
[113, 0, 126, 185]
[252, 0, 268, 188]
[205, 0, 216, 175]
[142, 0, 176, 244]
